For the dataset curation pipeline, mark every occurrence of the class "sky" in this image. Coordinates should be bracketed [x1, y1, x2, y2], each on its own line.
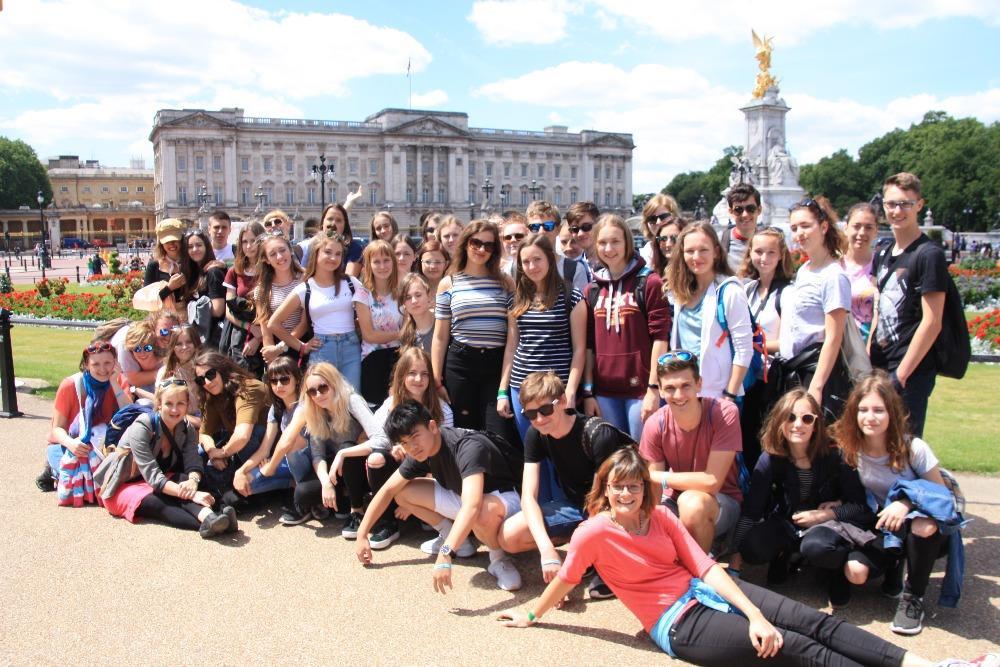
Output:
[0, 0, 998, 194]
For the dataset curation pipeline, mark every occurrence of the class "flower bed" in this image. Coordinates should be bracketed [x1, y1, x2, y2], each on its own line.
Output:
[86, 270, 143, 284]
[0, 288, 143, 321]
[950, 264, 1000, 310]
[968, 309, 1000, 353]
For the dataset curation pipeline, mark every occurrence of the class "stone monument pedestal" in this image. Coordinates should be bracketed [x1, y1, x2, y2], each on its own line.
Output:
[739, 86, 803, 227]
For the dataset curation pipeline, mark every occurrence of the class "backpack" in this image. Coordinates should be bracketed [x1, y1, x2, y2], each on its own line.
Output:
[104, 403, 157, 449]
[562, 256, 577, 285]
[874, 240, 970, 379]
[476, 429, 525, 494]
[715, 278, 767, 392]
[585, 265, 652, 319]
[580, 416, 635, 461]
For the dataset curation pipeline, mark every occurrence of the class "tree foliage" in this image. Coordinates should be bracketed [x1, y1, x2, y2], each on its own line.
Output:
[0, 137, 52, 210]
[663, 146, 740, 211]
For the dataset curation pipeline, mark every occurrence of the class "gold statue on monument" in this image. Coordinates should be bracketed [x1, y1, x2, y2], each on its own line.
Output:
[752, 30, 778, 98]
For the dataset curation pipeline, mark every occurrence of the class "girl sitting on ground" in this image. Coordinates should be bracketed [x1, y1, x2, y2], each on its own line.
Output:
[156, 324, 203, 428]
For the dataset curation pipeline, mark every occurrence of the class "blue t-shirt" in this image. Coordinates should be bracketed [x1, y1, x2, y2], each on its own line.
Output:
[678, 292, 706, 354]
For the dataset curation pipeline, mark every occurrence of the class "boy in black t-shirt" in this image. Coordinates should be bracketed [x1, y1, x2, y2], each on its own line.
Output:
[355, 400, 524, 592]
[871, 172, 948, 436]
[497, 372, 630, 596]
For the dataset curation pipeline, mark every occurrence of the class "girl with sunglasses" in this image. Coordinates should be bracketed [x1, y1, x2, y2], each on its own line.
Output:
[638, 194, 681, 269]
[180, 229, 227, 347]
[193, 351, 285, 508]
[260, 362, 389, 539]
[498, 234, 586, 444]
[415, 238, 449, 295]
[365, 346, 455, 549]
[96, 378, 236, 538]
[730, 389, 873, 609]
[221, 222, 266, 371]
[354, 239, 403, 406]
[432, 220, 516, 435]
[421, 211, 442, 243]
[233, 357, 310, 523]
[781, 196, 852, 418]
[254, 233, 305, 366]
[391, 233, 417, 275]
[500, 448, 974, 667]
[156, 324, 204, 427]
[121, 319, 164, 396]
[499, 214, 530, 278]
[42, 341, 132, 501]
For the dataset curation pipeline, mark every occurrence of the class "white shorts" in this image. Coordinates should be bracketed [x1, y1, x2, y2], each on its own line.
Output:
[432, 481, 521, 521]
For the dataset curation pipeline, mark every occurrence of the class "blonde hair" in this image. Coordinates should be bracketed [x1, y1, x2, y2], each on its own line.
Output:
[593, 214, 635, 268]
[301, 362, 353, 440]
[738, 227, 795, 281]
[518, 371, 565, 407]
[155, 379, 190, 408]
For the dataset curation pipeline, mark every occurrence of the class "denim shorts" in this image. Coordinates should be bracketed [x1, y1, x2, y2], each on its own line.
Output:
[541, 499, 586, 538]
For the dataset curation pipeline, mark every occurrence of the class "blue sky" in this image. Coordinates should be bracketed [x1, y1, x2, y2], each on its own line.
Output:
[1, 0, 997, 193]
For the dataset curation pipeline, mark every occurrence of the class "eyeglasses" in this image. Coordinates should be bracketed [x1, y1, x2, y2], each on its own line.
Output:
[193, 368, 219, 387]
[262, 218, 285, 228]
[656, 234, 678, 244]
[425, 227, 436, 235]
[467, 238, 496, 253]
[421, 259, 446, 267]
[406, 370, 430, 381]
[502, 232, 526, 242]
[159, 326, 180, 337]
[731, 205, 758, 216]
[521, 398, 559, 421]
[569, 223, 594, 234]
[306, 382, 331, 398]
[527, 221, 557, 233]
[646, 212, 674, 225]
[269, 375, 292, 386]
[132, 344, 155, 354]
[83, 341, 114, 356]
[607, 482, 644, 495]
[786, 412, 817, 425]
[884, 200, 917, 211]
[158, 378, 189, 389]
[657, 350, 697, 366]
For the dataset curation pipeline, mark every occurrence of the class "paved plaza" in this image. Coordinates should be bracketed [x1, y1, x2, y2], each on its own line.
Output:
[1, 392, 998, 665]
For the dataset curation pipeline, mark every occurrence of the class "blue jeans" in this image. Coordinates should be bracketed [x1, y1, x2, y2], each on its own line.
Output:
[540, 499, 586, 538]
[286, 445, 315, 483]
[46, 444, 63, 472]
[892, 367, 936, 438]
[310, 332, 362, 391]
[595, 395, 644, 441]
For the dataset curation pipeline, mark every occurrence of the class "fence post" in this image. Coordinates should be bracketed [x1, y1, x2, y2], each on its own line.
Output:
[0, 308, 22, 418]
[76, 266, 81, 283]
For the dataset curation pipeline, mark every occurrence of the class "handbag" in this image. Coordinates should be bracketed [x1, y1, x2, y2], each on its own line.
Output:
[840, 315, 872, 382]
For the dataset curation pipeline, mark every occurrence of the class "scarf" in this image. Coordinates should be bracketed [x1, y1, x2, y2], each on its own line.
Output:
[79, 372, 111, 446]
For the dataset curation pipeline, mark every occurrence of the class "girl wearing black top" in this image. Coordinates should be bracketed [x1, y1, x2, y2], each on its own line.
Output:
[181, 229, 227, 346]
[144, 218, 187, 309]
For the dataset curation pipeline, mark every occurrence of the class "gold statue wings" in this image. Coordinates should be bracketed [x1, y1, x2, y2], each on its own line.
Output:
[752, 30, 777, 98]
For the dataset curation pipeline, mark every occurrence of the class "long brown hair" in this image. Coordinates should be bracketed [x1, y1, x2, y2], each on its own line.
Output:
[234, 222, 265, 276]
[790, 195, 846, 258]
[448, 219, 503, 279]
[253, 234, 303, 326]
[398, 272, 432, 349]
[193, 350, 258, 423]
[666, 222, 732, 306]
[760, 389, 829, 463]
[162, 324, 203, 378]
[584, 447, 659, 519]
[264, 356, 302, 422]
[360, 239, 399, 297]
[304, 233, 349, 295]
[833, 370, 913, 472]
[511, 234, 563, 318]
[388, 346, 443, 423]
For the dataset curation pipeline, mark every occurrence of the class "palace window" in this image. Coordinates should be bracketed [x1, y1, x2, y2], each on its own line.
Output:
[195, 155, 204, 171]
[177, 156, 187, 171]
[263, 157, 273, 173]
[213, 155, 222, 171]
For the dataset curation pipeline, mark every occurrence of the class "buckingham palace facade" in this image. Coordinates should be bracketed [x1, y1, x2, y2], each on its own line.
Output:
[150, 107, 635, 233]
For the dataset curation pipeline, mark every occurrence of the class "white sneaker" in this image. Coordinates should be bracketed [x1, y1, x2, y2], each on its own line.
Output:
[419, 534, 477, 557]
[487, 557, 522, 591]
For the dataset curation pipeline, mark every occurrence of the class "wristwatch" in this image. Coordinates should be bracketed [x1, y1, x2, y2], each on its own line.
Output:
[439, 544, 454, 558]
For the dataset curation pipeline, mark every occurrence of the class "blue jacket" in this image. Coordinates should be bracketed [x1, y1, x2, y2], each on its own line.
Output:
[885, 477, 967, 607]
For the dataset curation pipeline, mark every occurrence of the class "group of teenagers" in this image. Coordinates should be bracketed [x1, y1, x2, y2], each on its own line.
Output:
[37, 171, 992, 666]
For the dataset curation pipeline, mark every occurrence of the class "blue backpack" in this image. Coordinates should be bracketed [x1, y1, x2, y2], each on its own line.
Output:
[713, 279, 767, 393]
[104, 403, 157, 449]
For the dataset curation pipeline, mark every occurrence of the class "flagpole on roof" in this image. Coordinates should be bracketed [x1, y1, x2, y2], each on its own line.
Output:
[407, 57, 412, 109]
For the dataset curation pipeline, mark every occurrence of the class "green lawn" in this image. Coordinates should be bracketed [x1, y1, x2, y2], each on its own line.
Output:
[6, 325, 1000, 472]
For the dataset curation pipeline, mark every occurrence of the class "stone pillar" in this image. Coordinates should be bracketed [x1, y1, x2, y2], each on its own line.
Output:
[432, 147, 440, 204]
[624, 158, 633, 208]
[187, 142, 196, 207]
[415, 145, 423, 204]
[224, 139, 238, 206]
[383, 145, 394, 204]
[447, 147, 457, 205]
[162, 141, 178, 211]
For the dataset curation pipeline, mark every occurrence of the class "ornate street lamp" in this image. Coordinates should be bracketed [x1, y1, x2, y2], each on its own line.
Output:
[481, 177, 494, 215]
[196, 185, 211, 231]
[528, 179, 541, 202]
[962, 206, 974, 232]
[696, 194, 707, 221]
[311, 155, 335, 211]
[37, 191, 50, 277]
[253, 184, 266, 219]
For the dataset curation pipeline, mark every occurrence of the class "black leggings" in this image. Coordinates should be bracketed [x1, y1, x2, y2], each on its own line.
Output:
[741, 519, 886, 577]
[904, 525, 948, 597]
[135, 492, 205, 531]
[294, 456, 368, 512]
[366, 451, 400, 524]
[360, 348, 399, 407]
[670, 580, 906, 667]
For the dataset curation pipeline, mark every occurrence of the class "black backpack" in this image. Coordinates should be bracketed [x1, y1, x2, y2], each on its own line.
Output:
[580, 416, 635, 461]
[476, 429, 525, 494]
[875, 239, 970, 379]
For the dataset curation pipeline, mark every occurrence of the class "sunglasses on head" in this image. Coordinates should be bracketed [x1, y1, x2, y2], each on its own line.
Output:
[262, 218, 285, 228]
[467, 238, 496, 253]
[306, 382, 330, 398]
[158, 378, 189, 389]
[731, 204, 758, 216]
[269, 375, 292, 386]
[193, 367, 219, 386]
[527, 221, 557, 233]
[84, 341, 114, 356]
[786, 412, 817, 425]
[656, 234, 678, 244]
[646, 212, 674, 224]
[132, 344, 155, 354]
[502, 232, 526, 242]
[521, 398, 560, 421]
[569, 222, 594, 234]
[657, 350, 697, 366]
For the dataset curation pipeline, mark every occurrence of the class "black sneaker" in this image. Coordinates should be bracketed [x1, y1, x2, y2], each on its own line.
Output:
[279, 506, 311, 526]
[586, 572, 615, 599]
[369, 521, 400, 550]
[341, 512, 363, 539]
[35, 465, 56, 492]
[881, 558, 905, 599]
[766, 551, 791, 585]
[221, 505, 239, 534]
[891, 593, 925, 635]
[199, 511, 230, 539]
[828, 570, 852, 610]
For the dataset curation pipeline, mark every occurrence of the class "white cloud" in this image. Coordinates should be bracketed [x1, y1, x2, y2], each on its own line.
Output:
[467, 0, 580, 45]
[411, 90, 449, 108]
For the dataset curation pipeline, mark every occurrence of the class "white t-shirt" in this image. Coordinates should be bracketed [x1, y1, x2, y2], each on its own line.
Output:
[372, 396, 454, 434]
[292, 277, 361, 336]
[352, 283, 402, 358]
[858, 437, 940, 508]
[779, 261, 851, 358]
[111, 324, 139, 373]
[212, 243, 235, 264]
[745, 279, 784, 347]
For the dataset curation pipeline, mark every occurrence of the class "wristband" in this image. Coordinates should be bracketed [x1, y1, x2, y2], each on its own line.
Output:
[582, 383, 594, 392]
[540, 559, 561, 567]
[527, 611, 537, 623]
[432, 563, 452, 570]
[497, 391, 509, 400]
[722, 389, 738, 400]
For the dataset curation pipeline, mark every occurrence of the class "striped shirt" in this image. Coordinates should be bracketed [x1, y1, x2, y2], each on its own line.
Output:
[508, 288, 583, 388]
[266, 277, 303, 333]
[435, 273, 508, 348]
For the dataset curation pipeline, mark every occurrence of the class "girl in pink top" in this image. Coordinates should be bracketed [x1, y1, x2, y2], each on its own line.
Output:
[500, 447, 967, 667]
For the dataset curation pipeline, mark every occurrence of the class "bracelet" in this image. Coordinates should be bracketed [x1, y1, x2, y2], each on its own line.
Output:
[433, 563, 452, 570]
[540, 559, 561, 567]
[582, 383, 594, 392]
[497, 388, 509, 399]
[527, 611, 537, 623]
[722, 389, 738, 400]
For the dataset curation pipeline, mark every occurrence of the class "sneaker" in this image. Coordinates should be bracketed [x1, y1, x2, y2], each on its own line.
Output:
[369, 521, 400, 550]
[891, 593, 925, 635]
[766, 551, 791, 585]
[199, 511, 230, 539]
[587, 572, 616, 600]
[341, 512, 363, 539]
[312, 506, 330, 521]
[333, 510, 350, 520]
[828, 570, 852, 610]
[420, 534, 477, 557]
[35, 465, 56, 492]
[936, 655, 1000, 667]
[222, 505, 239, 534]
[279, 506, 312, 526]
[881, 558, 905, 599]
[487, 557, 522, 591]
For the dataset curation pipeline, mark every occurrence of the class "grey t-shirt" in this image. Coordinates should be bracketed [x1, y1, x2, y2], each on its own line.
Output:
[779, 262, 851, 358]
[857, 437, 940, 507]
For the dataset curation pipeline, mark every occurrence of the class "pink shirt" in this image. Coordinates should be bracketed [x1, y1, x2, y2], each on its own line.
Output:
[559, 506, 716, 632]
[639, 398, 743, 502]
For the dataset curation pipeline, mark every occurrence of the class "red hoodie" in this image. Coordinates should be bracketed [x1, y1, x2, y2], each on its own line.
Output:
[586, 258, 671, 399]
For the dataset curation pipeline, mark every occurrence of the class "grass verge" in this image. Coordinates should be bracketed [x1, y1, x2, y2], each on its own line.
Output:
[10, 325, 93, 400]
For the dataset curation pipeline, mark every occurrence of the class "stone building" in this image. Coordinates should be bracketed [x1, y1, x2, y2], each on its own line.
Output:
[149, 107, 635, 234]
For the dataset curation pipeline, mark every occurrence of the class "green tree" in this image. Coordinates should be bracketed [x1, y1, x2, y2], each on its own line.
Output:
[663, 146, 739, 211]
[798, 149, 868, 214]
[0, 137, 52, 209]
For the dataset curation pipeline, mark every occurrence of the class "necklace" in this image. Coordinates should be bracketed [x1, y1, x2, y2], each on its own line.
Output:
[610, 509, 648, 536]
